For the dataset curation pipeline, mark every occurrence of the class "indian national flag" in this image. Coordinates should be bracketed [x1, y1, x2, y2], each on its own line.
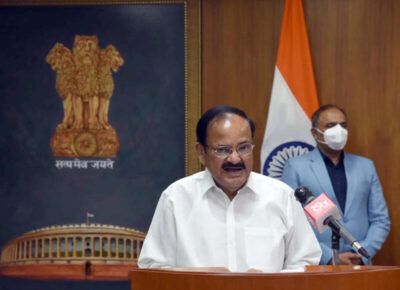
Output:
[261, 0, 319, 178]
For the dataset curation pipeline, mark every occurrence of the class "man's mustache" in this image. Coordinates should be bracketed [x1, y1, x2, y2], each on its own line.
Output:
[222, 162, 246, 170]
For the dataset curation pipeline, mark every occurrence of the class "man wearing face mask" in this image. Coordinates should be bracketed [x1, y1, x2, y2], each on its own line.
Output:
[281, 104, 390, 265]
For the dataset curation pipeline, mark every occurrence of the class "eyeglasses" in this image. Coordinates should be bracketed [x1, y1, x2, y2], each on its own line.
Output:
[206, 142, 255, 158]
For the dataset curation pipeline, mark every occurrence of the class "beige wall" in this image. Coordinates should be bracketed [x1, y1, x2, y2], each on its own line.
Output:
[202, 0, 400, 265]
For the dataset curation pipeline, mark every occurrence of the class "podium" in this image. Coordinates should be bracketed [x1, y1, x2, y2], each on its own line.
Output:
[130, 265, 400, 290]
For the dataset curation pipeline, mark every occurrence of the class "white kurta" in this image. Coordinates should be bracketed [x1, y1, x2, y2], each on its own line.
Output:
[138, 170, 321, 272]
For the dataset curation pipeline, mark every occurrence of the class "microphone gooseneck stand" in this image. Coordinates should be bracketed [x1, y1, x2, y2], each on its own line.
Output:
[331, 232, 341, 265]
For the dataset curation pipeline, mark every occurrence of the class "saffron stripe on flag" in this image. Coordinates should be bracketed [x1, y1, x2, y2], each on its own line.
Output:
[261, 0, 319, 178]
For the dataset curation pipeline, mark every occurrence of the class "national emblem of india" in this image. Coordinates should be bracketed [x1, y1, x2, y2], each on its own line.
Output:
[46, 35, 123, 157]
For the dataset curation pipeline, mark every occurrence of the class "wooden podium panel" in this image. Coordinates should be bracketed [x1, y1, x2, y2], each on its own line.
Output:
[130, 266, 400, 290]
[0, 263, 137, 281]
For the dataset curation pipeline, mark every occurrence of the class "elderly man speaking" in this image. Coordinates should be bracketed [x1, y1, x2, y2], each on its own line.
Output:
[139, 105, 321, 272]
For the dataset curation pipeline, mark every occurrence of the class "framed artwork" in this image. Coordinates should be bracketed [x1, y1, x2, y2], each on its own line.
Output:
[0, 0, 201, 174]
[0, 0, 200, 287]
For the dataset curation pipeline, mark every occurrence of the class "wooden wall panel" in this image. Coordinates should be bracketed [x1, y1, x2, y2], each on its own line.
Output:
[305, 0, 400, 265]
[202, 0, 400, 266]
[202, 0, 284, 169]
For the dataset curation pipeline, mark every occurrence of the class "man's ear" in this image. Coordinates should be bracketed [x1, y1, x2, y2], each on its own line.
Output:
[310, 127, 318, 139]
[196, 143, 206, 166]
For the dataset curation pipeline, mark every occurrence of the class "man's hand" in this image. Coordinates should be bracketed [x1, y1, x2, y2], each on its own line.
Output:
[339, 252, 363, 265]
[247, 268, 263, 273]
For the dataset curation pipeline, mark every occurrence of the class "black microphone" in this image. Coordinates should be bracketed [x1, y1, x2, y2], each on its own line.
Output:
[295, 186, 370, 259]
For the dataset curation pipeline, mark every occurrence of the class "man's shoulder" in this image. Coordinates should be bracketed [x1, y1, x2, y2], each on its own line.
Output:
[249, 172, 294, 192]
[344, 151, 373, 162]
[344, 152, 375, 169]
[285, 148, 318, 166]
[162, 171, 207, 198]
[250, 171, 281, 182]
[170, 170, 206, 185]
[285, 149, 374, 164]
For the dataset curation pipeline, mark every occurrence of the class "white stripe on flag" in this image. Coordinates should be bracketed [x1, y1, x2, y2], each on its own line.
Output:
[261, 68, 315, 177]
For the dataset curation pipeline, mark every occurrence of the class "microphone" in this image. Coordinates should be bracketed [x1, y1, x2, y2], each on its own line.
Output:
[295, 186, 370, 259]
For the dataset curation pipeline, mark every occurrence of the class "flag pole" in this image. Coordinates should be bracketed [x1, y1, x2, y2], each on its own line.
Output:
[86, 212, 95, 225]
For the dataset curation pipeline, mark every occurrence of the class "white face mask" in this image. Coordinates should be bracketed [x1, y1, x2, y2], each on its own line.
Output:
[316, 124, 348, 151]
